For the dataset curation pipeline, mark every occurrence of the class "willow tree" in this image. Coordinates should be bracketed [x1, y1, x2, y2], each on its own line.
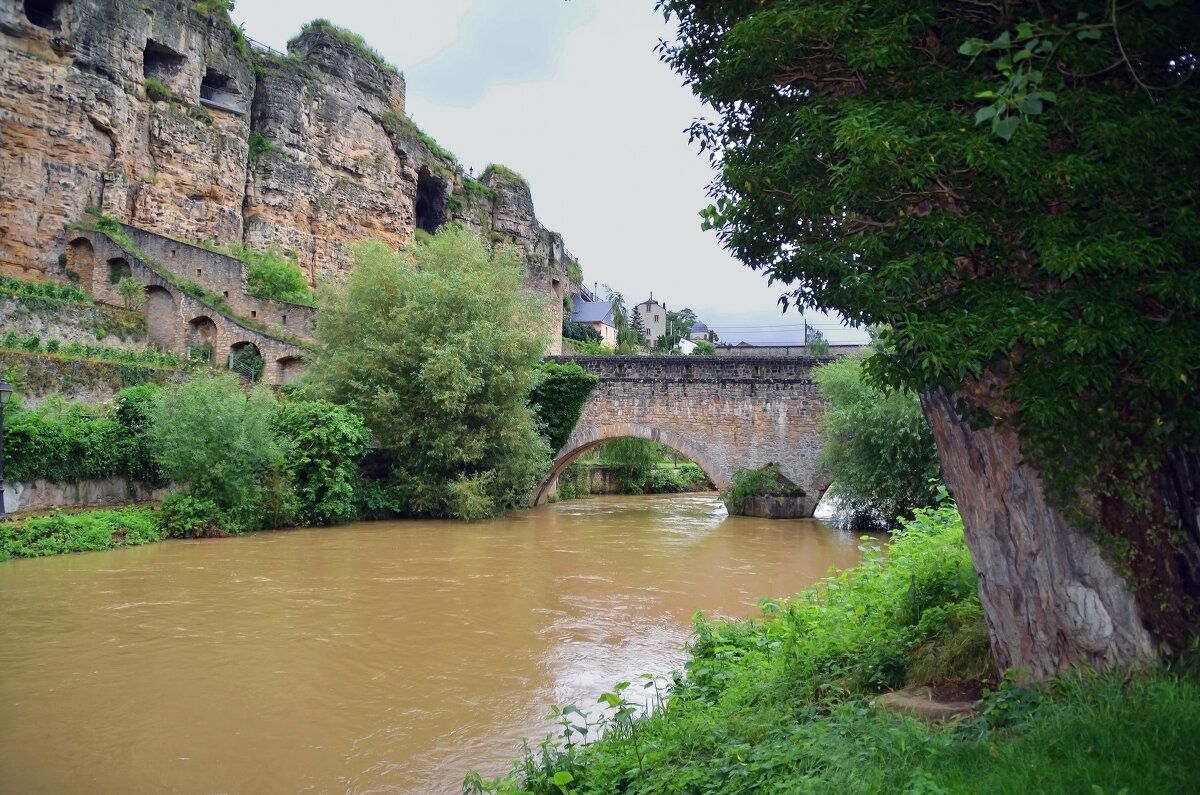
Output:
[307, 226, 552, 520]
[658, 0, 1199, 679]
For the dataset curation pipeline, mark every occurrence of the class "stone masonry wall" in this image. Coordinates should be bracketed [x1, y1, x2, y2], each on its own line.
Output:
[538, 356, 835, 512]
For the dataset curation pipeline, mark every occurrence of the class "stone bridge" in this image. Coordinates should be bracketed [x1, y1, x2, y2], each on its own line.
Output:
[534, 355, 835, 515]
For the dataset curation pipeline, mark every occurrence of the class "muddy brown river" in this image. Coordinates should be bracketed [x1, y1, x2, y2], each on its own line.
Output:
[0, 494, 865, 793]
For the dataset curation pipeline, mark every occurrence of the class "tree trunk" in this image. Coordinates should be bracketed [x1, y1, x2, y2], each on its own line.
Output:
[921, 387, 1158, 681]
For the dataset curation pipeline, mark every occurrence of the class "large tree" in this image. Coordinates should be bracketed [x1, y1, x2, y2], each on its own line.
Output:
[658, 0, 1199, 679]
[306, 226, 553, 520]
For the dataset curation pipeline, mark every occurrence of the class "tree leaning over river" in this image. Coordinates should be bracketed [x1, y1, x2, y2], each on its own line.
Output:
[657, 0, 1200, 679]
[306, 226, 553, 520]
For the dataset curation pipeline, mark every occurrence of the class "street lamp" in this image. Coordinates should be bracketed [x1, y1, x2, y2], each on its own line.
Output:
[0, 379, 12, 520]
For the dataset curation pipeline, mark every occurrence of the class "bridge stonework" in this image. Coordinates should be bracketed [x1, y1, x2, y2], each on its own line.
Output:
[536, 356, 834, 515]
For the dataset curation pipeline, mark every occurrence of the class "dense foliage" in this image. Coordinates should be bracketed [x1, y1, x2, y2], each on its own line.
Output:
[2, 387, 165, 484]
[561, 320, 601, 345]
[529, 362, 598, 452]
[145, 373, 284, 534]
[240, 245, 314, 306]
[815, 356, 943, 529]
[307, 226, 552, 520]
[658, 0, 1200, 660]
[272, 399, 370, 527]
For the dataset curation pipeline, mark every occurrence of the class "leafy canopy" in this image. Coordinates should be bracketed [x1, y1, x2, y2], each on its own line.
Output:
[306, 225, 553, 519]
[657, 0, 1199, 504]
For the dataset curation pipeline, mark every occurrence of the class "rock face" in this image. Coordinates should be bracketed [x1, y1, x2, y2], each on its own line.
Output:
[0, 1, 575, 351]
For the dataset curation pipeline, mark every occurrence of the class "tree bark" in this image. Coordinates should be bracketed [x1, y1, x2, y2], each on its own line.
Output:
[921, 387, 1158, 681]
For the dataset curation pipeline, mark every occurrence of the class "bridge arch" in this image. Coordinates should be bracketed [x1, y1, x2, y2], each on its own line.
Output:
[533, 355, 834, 515]
[534, 424, 719, 506]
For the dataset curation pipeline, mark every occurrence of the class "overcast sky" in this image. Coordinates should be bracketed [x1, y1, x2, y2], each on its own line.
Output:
[232, 0, 867, 345]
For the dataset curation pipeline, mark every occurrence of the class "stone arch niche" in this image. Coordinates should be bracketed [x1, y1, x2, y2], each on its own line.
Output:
[66, 237, 95, 292]
[277, 356, 305, 384]
[414, 167, 447, 235]
[187, 315, 218, 361]
[107, 257, 131, 284]
[229, 341, 264, 381]
[23, 0, 61, 30]
[144, 286, 178, 350]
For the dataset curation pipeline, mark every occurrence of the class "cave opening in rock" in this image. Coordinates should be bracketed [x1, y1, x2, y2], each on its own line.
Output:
[414, 168, 446, 235]
[23, 0, 60, 30]
[143, 39, 187, 83]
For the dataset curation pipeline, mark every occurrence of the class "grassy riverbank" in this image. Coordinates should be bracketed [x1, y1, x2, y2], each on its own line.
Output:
[0, 506, 166, 559]
[468, 504, 1200, 794]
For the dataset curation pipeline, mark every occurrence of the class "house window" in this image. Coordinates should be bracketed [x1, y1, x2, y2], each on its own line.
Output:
[654, 314, 660, 322]
[196, 268, 202, 277]
[281, 315, 287, 326]
[250, 310, 257, 318]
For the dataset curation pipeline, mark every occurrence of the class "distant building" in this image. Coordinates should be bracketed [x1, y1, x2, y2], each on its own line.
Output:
[634, 294, 667, 346]
[570, 298, 618, 348]
[689, 320, 717, 343]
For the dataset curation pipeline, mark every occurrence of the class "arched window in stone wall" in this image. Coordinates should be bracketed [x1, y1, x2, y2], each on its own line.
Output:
[66, 238, 95, 292]
[145, 286, 178, 350]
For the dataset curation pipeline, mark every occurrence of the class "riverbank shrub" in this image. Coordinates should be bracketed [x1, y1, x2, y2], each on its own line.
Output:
[145, 373, 284, 533]
[307, 227, 552, 520]
[272, 398, 370, 526]
[2, 386, 166, 484]
[0, 507, 164, 558]
[814, 355, 942, 529]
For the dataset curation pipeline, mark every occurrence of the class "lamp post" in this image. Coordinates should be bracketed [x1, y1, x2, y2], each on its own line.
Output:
[0, 379, 12, 520]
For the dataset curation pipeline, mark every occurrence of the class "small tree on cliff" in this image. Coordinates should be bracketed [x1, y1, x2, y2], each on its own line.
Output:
[306, 226, 552, 520]
[658, 0, 1200, 678]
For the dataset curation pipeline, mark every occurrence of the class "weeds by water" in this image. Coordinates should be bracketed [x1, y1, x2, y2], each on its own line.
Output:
[466, 504, 1200, 793]
[1, 507, 164, 558]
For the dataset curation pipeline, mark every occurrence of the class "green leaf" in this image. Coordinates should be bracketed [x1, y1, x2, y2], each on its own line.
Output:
[1077, 28, 1102, 41]
[975, 105, 998, 125]
[957, 38, 986, 57]
[993, 115, 1020, 140]
[553, 771, 575, 787]
[989, 30, 1011, 50]
[1018, 96, 1045, 115]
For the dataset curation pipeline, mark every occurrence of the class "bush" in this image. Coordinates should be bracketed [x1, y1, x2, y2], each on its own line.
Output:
[144, 77, 171, 102]
[238, 244, 313, 305]
[814, 356, 943, 529]
[1, 508, 163, 559]
[272, 398, 370, 526]
[146, 374, 284, 533]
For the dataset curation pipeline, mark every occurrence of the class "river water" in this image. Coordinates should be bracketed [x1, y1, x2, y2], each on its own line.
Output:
[0, 494, 865, 794]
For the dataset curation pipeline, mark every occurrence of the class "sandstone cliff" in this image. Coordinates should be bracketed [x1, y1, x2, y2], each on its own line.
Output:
[0, 1, 575, 351]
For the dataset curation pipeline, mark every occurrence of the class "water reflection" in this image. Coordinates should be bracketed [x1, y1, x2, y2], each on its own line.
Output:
[0, 494, 865, 793]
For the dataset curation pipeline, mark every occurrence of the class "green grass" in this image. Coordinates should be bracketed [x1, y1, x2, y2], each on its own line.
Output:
[468, 504, 1200, 794]
[1, 508, 165, 559]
